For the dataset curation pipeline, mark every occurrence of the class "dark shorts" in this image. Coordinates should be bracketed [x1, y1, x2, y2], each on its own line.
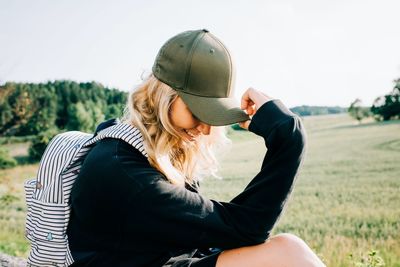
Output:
[71, 248, 222, 267]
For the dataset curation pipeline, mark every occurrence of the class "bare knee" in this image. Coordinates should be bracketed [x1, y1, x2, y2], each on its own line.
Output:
[216, 233, 326, 267]
[269, 233, 309, 249]
[264, 233, 326, 266]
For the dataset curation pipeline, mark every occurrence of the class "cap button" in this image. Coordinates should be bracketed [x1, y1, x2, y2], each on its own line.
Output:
[202, 29, 209, 33]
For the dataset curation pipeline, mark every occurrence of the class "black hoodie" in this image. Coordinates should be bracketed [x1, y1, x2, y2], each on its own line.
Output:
[67, 99, 307, 267]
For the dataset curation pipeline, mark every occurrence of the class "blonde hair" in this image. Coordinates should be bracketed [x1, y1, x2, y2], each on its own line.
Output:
[122, 74, 231, 188]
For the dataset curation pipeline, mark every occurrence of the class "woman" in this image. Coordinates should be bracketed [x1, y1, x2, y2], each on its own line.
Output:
[67, 29, 325, 266]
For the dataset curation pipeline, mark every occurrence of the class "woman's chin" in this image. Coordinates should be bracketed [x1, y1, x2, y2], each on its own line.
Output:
[185, 137, 196, 142]
[178, 130, 197, 142]
[180, 134, 197, 144]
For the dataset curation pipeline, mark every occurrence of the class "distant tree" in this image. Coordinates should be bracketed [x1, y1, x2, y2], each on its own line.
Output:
[105, 104, 124, 120]
[348, 98, 371, 123]
[290, 105, 346, 116]
[3, 83, 36, 135]
[66, 102, 93, 132]
[20, 83, 57, 134]
[0, 97, 13, 133]
[371, 78, 400, 121]
[86, 100, 105, 130]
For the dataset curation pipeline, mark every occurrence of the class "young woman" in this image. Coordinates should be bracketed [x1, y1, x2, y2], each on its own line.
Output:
[67, 29, 325, 266]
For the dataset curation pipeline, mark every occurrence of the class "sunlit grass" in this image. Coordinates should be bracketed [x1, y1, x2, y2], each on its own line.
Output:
[0, 164, 36, 257]
[203, 114, 400, 267]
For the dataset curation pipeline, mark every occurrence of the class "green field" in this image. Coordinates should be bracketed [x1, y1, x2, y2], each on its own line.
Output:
[0, 114, 399, 266]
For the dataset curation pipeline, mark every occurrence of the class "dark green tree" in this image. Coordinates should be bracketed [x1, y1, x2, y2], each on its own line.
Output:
[371, 78, 400, 121]
[105, 104, 124, 120]
[66, 102, 93, 132]
[19, 83, 57, 134]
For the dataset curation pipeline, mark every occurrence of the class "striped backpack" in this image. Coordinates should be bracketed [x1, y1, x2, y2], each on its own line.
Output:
[24, 120, 148, 266]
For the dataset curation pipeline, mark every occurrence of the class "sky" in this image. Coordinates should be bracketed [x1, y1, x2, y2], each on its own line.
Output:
[1, 0, 400, 108]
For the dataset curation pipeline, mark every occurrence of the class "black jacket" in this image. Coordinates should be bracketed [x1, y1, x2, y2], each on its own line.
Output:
[67, 99, 307, 267]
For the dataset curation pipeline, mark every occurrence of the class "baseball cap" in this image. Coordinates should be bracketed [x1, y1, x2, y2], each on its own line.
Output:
[152, 29, 250, 126]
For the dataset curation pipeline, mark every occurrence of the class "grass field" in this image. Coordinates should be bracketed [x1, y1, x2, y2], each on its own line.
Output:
[0, 113, 399, 266]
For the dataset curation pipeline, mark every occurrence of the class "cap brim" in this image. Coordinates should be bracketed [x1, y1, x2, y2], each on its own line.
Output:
[177, 91, 250, 126]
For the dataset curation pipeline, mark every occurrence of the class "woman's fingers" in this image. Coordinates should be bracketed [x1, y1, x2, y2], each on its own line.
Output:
[241, 89, 254, 110]
[239, 88, 273, 130]
[245, 103, 255, 116]
[241, 88, 271, 114]
[241, 88, 257, 115]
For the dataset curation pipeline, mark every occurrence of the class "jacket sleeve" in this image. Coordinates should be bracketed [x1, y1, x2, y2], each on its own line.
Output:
[123, 99, 307, 251]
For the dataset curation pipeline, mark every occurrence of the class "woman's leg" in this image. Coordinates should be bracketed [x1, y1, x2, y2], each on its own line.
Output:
[215, 233, 325, 267]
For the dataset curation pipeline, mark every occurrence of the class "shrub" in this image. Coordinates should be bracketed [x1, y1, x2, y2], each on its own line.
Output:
[349, 250, 385, 267]
[0, 147, 17, 169]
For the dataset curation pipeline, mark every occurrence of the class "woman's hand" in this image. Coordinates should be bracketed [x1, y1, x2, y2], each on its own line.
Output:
[239, 88, 273, 130]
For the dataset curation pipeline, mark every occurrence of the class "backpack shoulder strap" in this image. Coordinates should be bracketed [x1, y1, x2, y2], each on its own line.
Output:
[84, 122, 148, 158]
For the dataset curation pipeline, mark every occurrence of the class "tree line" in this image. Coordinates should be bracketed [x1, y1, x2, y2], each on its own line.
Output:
[0, 80, 127, 136]
[348, 78, 400, 123]
[290, 106, 346, 116]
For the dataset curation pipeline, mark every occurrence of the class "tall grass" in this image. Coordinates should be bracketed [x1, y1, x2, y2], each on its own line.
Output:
[203, 114, 400, 266]
[0, 164, 36, 257]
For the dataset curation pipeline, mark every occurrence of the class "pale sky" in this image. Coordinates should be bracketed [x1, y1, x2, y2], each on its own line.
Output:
[1, 0, 400, 108]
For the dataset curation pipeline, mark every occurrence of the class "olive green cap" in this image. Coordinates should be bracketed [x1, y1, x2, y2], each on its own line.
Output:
[152, 29, 250, 126]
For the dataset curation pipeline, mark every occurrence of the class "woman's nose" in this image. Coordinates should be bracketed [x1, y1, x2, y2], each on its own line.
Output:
[197, 123, 211, 135]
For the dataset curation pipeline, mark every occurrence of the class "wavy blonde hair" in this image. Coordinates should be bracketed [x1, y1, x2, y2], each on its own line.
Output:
[122, 74, 231, 188]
